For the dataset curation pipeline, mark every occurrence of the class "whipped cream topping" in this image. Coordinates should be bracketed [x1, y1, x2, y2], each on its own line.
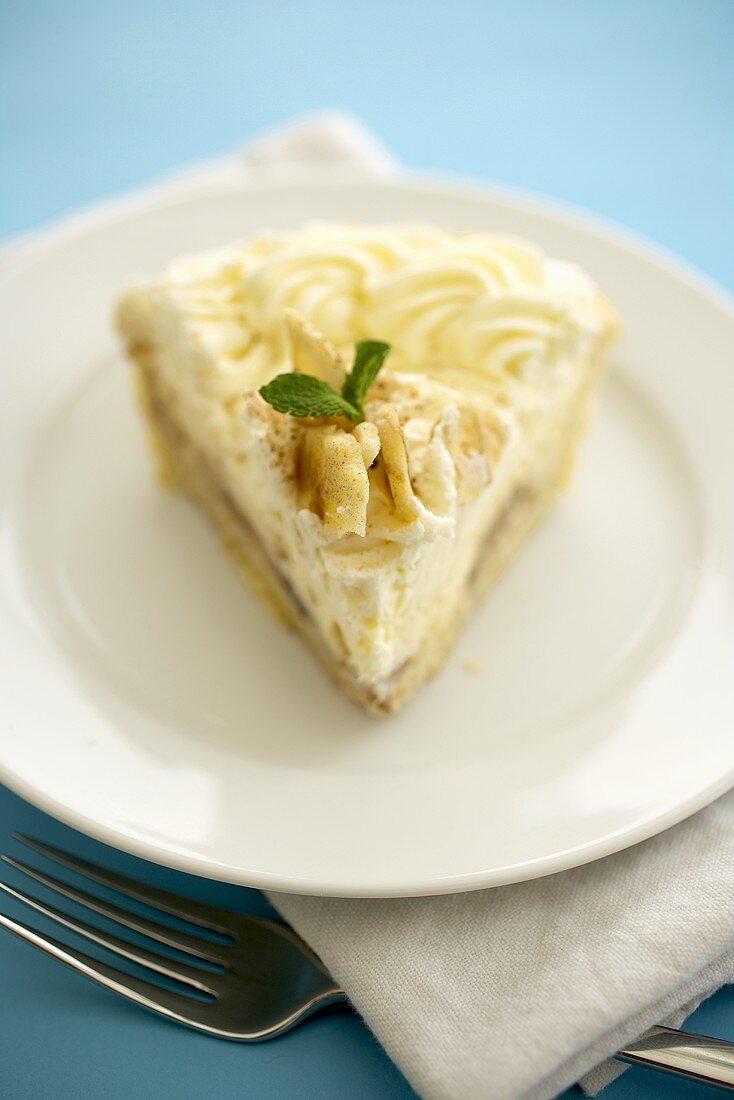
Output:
[162, 222, 615, 410]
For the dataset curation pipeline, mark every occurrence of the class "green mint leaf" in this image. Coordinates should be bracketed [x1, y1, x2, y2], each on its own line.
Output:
[259, 373, 361, 421]
[341, 340, 391, 419]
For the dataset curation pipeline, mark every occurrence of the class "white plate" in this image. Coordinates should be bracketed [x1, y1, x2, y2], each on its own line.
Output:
[1, 178, 733, 898]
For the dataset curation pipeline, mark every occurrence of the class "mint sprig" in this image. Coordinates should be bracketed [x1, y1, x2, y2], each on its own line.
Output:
[259, 374, 361, 420]
[341, 340, 391, 420]
[259, 338, 390, 423]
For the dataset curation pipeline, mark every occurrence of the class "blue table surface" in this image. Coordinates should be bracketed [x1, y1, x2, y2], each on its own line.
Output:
[1, 2, 732, 1098]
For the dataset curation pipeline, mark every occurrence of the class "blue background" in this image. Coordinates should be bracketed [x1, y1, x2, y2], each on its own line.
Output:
[1, 1, 733, 1097]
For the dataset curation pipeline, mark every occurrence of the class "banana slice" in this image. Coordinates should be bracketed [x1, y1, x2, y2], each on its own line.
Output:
[375, 407, 419, 523]
[353, 420, 381, 467]
[298, 424, 370, 537]
[283, 309, 346, 392]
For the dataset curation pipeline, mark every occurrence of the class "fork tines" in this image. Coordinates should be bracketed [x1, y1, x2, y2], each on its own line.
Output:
[0, 833, 342, 1039]
[0, 834, 234, 1021]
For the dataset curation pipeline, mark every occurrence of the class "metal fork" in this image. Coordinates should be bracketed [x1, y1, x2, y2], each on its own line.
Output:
[2, 836, 734, 1091]
[0, 834, 345, 1039]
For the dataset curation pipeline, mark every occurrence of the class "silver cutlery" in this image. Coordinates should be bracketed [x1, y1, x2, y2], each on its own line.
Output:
[1, 834, 733, 1090]
[0, 834, 343, 1039]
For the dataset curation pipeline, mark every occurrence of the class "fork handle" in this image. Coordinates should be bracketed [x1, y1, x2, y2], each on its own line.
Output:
[616, 1026, 734, 1091]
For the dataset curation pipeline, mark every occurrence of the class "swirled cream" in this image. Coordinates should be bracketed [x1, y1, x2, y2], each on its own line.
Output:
[159, 223, 614, 406]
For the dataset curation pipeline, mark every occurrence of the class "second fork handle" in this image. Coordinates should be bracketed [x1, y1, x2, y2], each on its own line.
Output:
[616, 1025, 734, 1091]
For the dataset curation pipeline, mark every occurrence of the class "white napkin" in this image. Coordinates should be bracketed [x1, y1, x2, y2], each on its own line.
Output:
[5, 112, 733, 1100]
[273, 795, 734, 1099]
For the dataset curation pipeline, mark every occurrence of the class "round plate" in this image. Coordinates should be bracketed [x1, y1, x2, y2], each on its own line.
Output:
[1, 177, 733, 897]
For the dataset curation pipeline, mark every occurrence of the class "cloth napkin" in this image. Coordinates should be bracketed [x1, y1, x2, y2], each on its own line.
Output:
[274, 797, 734, 1099]
[6, 112, 733, 1100]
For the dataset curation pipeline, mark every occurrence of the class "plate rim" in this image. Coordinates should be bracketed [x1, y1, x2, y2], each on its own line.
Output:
[1, 755, 733, 897]
[1, 172, 733, 897]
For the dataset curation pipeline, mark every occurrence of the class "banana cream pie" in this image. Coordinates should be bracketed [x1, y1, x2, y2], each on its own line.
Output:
[116, 223, 616, 714]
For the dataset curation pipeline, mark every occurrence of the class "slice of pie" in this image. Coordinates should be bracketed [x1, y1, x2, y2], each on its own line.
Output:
[116, 222, 616, 714]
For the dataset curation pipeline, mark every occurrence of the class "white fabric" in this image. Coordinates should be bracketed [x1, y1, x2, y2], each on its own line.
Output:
[4, 112, 732, 1100]
[273, 794, 734, 1099]
[155, 110, 399, 195]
